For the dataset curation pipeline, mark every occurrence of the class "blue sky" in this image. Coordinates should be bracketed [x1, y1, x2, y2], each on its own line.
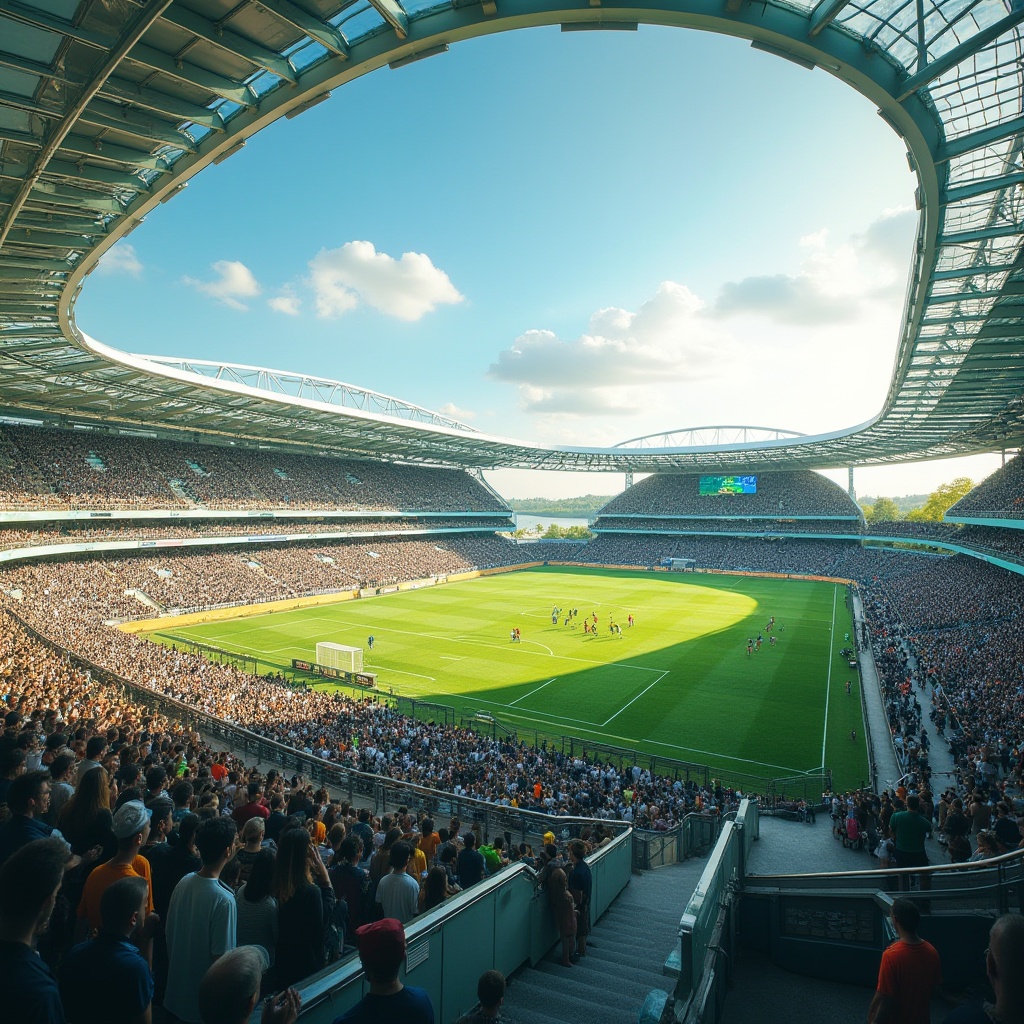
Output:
[78, 25, 1003, 500]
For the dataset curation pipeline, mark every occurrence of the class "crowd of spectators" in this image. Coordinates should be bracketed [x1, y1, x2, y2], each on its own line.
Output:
[0, 535, 528, 615]
[946, 451, 1024, 519]
[591, 516, 861, 535]
[0, 424, 509, 514]
[0, 605, 606, 1021]
[596, 471, 861, 518]
[0, 517, 513, 552]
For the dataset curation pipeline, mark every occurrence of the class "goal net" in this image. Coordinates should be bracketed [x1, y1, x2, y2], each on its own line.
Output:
[315, 642, 363, 674]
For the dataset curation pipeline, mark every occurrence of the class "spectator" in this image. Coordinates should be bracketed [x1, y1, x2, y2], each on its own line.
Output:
[272, 827, 336, 989]
[455, 969, 506, 1023]
[945, 913, 1024, 1023]
[57, 766, 115, 863]
[61, 876, 154, 1024]
[199, 946, 300, 1024]
[868, 897, 941, 1024]
[547, 868, 576, 969]
[232, 783, 269, 827]
[375, 841, 419, 924]
[235, 818, 266, 886]
[235, 849, 278, 975]
[75, 737, 107, 785]
[77, 800, 154, 938]
[0, 836, 69, 1022]
[47, 754, 77, 826]
[165, 816, 238, 1024]
[419, 865, 457, 914]
[890, 795, 932, 893]
[566, 839, 592, 959]
[457, 832, 486, 889]
[332, 918, 434, 1024]
[329, 835, 371, 934]
[0, 770, 70, 866]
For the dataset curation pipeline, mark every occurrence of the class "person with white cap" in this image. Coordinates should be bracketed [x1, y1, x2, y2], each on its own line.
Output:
[77, 799, 154, 939]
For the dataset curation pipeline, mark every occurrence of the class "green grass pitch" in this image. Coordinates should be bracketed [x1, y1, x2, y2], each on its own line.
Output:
[146, 566, 868, 790]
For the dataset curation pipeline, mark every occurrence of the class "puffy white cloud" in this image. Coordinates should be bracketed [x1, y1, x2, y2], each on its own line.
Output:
[95, 243, 142, 277]
[183, 260, 261, 310]
[439, 402, 475, 422]
[489, 282, 735, 416]
[309, 241, 463, 321]
[710, 208, 915, 324]
[268, 293, 301, 316]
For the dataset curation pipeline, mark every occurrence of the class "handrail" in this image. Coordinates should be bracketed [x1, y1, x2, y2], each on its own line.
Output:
[750, 844, 1024, 881]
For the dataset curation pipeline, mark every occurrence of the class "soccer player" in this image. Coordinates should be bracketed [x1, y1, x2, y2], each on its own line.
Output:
[367, 636, 374, 650]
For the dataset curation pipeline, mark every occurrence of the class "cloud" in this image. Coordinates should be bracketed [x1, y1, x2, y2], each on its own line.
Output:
[439, 402, 475, 422]
[709, 207, 915, 324]
[183, 260, 261, 310]
[712, 274, 859, 325]
[489, 282, 735, 416]
[309, 241, 463, 321]
[268, 293, 301, 316]
[95, 243, 142, 277]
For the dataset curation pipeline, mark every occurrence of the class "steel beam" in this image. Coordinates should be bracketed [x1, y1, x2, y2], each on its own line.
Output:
[259, 0, 350, 57]
[124, 43, 254, 107]
[100, 76, 225, 129]
[160, 7, 298, 84]
[367, 0, 410, 38]
[898, 7, 1024, 100]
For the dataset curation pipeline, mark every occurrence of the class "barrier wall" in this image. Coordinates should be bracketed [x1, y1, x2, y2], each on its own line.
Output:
[281, 829, 634, 1024]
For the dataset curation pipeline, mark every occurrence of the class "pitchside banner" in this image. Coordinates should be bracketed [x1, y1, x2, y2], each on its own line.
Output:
[291, 659, 377, 689]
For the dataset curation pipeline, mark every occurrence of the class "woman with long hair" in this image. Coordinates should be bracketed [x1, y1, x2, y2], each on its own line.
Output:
[272, 827, 336, 988]
[236, 848, 278, 979]
[57, 765, 115, 861]
[419, 865, 457, 913]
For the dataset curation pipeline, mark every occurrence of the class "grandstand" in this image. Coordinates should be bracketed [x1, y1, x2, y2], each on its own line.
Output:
[3, 0, 1024, 1022]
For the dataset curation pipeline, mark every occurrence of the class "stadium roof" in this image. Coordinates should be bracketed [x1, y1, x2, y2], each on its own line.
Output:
[1, 0, 1024, 473]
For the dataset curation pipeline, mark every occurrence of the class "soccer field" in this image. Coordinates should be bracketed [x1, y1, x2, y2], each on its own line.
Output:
[145, 566, 868, 790]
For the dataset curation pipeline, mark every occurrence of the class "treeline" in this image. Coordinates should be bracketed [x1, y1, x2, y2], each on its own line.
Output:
[508, 494, 614, 517]
[859, 478, 973, 523]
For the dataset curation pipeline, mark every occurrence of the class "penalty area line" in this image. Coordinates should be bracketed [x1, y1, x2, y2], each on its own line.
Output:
[508, 678, 558, 707]
[601, 671, 668, 728]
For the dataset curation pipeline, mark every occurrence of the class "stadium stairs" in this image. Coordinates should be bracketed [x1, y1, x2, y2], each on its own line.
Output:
[501, 860, 706, 1024]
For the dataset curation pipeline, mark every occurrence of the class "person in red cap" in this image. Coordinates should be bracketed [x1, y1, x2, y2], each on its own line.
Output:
[332, 918, 434, 1023]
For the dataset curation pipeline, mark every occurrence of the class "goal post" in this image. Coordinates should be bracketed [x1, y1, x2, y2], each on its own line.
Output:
[315, 642, 363, 674]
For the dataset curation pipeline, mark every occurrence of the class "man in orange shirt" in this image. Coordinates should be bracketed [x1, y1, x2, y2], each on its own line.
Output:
[78, 799, 155, 938]
[868, 898, 942, 1024]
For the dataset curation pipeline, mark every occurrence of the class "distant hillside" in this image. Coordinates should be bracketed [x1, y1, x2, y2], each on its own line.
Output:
[858, 494, 928, 515]
[509, 495, 616, 517]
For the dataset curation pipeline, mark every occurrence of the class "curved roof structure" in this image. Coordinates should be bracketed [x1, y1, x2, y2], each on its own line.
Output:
[1, 0, 1024, 472]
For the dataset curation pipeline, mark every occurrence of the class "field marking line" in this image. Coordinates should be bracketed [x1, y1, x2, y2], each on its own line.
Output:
[508, 678, 558, 707]
[601, 671, 669, 728]
[440, 656, 463, 661]
[640, 737, 806, 775]
[821, 583, 838, 770]
[384, 668, 436, 682]
[428, 691, 603, 728]
[519, 640, 554, 656]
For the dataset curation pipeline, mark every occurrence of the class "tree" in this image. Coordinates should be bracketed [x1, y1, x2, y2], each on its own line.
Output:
[916, 477, 974, 521]
[867, 497, 900, 523]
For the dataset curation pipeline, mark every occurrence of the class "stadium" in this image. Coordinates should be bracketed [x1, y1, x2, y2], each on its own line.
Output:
[1, 1, 1023, 1023]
